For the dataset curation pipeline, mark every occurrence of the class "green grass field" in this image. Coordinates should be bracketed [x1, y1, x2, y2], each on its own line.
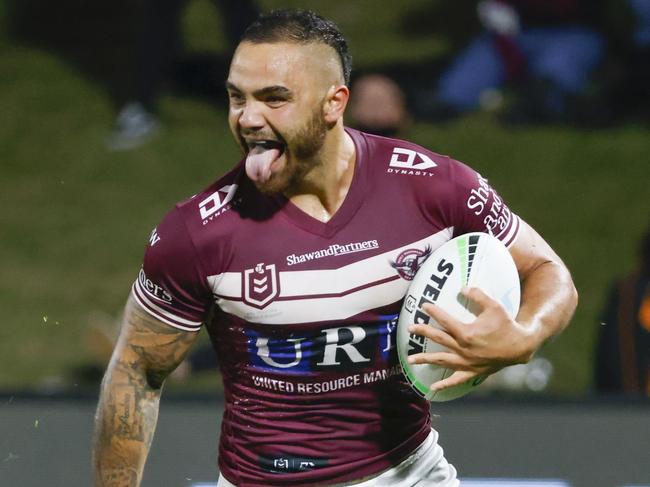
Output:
[1, 0, 648, 394]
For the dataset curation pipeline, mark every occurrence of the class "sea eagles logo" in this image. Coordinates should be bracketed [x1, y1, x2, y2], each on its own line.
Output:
[243, 263, 279, 309]
[391, 245, 432, 280]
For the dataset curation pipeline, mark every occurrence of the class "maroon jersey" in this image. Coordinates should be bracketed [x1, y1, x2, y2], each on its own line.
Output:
[132, 129, 520, 486]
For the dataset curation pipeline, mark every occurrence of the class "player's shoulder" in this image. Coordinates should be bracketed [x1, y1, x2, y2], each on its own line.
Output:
[349, 128, 458, 180]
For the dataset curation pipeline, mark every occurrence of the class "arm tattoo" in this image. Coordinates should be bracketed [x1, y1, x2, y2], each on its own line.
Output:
[93, 297, 198, 486]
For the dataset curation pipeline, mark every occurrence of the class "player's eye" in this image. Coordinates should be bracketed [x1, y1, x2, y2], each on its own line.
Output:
[228, 92, 246, 106]
[265, 96, 288, 107]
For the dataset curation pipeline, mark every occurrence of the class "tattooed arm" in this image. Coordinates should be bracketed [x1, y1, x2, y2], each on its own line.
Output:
[92, 296, 199, 486]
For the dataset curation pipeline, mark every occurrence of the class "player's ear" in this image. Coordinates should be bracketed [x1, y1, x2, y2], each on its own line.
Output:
[323, 84, 349, 124]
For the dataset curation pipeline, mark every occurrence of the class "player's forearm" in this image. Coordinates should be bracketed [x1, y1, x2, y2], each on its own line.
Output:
[93, 358, 162, 487]
[517, 259, 578, 358]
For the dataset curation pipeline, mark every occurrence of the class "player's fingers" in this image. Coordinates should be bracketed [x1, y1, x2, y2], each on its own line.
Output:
[406, 351, 470, 370]
[430, 370, 477, 392]
[407, 324, 460, 352]
[421, 303, 465, 338]
[460, 286, 497, 314]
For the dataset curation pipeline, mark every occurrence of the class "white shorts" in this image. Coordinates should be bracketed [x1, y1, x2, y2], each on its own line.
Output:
[217, 430, 459, 487]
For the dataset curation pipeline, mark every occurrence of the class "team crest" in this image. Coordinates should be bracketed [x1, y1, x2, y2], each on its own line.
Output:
[391, 245, 432, 280]
[243, 263, 280, 309]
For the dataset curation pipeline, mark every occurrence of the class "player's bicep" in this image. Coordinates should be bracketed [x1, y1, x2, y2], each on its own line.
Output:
[111, 296, 199, 388]
[508, 219, 565, 282]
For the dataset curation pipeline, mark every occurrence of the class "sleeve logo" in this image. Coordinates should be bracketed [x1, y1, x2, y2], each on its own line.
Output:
[138, 269, 173, 303]
[149, 228, 161, 247]
[198, 184, 238, 223]
[389, 147, 437, 170]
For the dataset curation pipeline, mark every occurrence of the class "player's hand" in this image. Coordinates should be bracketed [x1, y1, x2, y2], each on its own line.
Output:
[406, 286, 535, 393]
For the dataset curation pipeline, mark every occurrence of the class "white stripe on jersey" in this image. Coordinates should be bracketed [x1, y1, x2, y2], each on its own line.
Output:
[207, 228, 453, 325]
[498, 213, 521, 248]
[132, 280, 202, 331]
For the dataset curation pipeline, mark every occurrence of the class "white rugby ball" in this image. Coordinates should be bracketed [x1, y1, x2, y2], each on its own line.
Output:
[397, 232, 520, 402]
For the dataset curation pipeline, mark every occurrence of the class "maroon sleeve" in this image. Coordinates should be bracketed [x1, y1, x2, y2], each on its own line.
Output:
[131, 207, 212, 331]
[445, 158, 521, 248]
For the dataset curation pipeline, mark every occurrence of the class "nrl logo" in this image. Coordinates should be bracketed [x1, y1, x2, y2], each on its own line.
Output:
[391, 245, 432, 281]
[243, 263, 280, 309]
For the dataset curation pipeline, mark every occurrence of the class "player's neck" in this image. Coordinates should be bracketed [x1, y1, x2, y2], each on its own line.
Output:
[285, 125, 356, 223]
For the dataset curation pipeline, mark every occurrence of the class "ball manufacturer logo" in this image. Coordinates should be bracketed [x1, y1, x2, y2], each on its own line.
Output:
[405, 258, 454, 356]
[391, 245, 432, 280]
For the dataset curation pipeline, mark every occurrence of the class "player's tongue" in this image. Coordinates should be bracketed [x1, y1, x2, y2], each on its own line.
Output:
[245, 143, 282, 183]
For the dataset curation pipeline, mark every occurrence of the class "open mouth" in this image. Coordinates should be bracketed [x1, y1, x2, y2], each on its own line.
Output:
[247, 139, 285, 155]
[244, 139, 287, 183]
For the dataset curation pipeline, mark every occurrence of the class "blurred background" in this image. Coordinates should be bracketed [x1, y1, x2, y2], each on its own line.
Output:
[1, 0, 649, 485]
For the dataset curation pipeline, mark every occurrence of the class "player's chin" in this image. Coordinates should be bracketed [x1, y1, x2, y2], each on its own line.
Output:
[254, 168, 291, 195]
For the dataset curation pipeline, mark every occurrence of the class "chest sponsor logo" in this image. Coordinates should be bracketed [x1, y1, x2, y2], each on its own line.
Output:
[248, 319, 397, 372]
[246, 320, 403, 395]
[198, 184, 238, 224]
[387, 147, 437, 177]
[243, 263, 279, 309]
[390, 245, 432, 280]
[286, 239, 379, 266]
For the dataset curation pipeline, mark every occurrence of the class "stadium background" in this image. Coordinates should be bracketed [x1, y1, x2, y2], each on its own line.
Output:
[0, 0, 648, 486]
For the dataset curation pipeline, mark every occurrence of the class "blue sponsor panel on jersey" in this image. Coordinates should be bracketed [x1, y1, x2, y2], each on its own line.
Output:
[246, 316, 399, 374]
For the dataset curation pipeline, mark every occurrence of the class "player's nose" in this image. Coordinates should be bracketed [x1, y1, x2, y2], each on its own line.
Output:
[238, 101, 266, 130]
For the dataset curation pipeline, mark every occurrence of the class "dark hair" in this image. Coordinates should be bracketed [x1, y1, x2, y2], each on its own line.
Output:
[240, 9, 352, 86]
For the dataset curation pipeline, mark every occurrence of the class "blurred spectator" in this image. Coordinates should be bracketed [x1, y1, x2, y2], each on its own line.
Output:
[351, 0, 606, 132]
[595, 224, 650, 396]
[426, 0, 606, 123]
[612, 0, 650, 121]
[348, 74, 411, 137]
[107, 0, 258, 151]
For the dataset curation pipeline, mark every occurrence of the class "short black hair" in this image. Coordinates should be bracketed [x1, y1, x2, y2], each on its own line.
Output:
[240, 9, 352, 86]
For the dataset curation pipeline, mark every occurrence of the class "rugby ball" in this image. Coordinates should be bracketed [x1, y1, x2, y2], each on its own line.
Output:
[397, 232, 520, 402]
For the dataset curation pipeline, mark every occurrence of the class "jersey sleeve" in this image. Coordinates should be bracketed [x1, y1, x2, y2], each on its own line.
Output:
[131, 207, 212, 331]
[443, 158, 521, 247]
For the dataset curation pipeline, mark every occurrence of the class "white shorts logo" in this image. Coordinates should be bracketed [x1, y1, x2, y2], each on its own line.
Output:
[389, 147, 437, 170]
